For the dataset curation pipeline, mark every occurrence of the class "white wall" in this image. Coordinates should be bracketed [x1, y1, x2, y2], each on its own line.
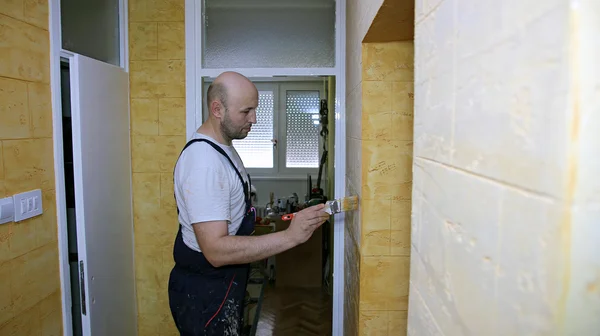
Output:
[409, 0, 600, 335]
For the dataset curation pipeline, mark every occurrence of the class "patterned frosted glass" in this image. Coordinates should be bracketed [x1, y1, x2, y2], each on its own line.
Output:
[203, 0, 335, 68]
[285, 91, 321, 168]
[233, 91, 274, 168]
[61, 0, 120, 66]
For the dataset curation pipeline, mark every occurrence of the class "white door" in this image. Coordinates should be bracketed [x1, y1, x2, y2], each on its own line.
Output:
[69, 53, 137, 335]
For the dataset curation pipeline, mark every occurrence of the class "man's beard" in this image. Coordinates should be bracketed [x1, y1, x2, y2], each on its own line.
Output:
[221, 110, 248, 141]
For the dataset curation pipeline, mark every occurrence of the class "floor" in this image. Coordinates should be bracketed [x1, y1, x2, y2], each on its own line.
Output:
[255, 286, 333, 336]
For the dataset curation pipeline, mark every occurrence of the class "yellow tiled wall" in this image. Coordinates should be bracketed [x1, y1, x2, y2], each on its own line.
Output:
[128, 0, 185, 334]
[345, 1, 413, 334]
[344, 1, 385, 334]
[0, 0, 63, 334]
[358, 41, 413, 336]
[408, 0, 600, 335]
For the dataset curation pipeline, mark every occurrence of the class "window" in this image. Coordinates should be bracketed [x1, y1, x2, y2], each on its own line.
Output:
[284, 90, 322, 168]
[203, 81, 326, 177]
[232, 90, 275, 168]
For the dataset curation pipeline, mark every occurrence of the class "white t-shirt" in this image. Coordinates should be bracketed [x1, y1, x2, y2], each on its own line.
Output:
[173, 132, 249, 252]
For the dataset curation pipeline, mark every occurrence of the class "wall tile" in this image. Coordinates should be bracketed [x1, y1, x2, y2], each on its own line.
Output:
[10, 243, 60, 317]
[360, 256, 410, 311]
[129, 0, 184, 22]
[9, 218, 37, 259]
[362, 80, 392, 141]
[39, 290, 62, 335]
[160, 172, 176, 210]
[0, 255, 13, 325]
[35, 189, 57, 247]
[159, 98, 185, 135]
[131, 98, 159, 135]
[391, 82, 414, 141]
[452, 32, 568, 198]
[0, 223, 10, 267]
[132, 173, 177, 247]
[28, 82, 53, 138]
[2, 138, 55, 194]
[131, 135, 185, 173]
[362, 140, 412, 185]
[130, 60, 185, 98]
[0, 0, 24, 20]
[389, 310, 408, 335]
[0, 141, 4, 182]
[0, 304, 41, 335]
[132, 173, 161, 213]
[392, 81, 413, 113]
[359, 310, 389, 335]
[362, 111, 391, 141]
[0, 14, 50, 83]
[363, 42, 414, 82]
[362, 80, 392, 113]
[23, 0, 49, 29]
[158, 22, 185, 60]
[0, 77, 30, 140]
[129, 23, 158, 60]
[361, 198, 391, 256]
[495, 190, 562, 335]
[391, 200, 411, 256]
[413, 74, 454, 165]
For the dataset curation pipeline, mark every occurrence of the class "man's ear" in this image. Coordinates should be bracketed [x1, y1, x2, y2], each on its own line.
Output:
[210, 100, 223, 118]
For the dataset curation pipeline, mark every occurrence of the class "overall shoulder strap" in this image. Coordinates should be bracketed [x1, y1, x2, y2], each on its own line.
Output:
[175, 138, 249, 198]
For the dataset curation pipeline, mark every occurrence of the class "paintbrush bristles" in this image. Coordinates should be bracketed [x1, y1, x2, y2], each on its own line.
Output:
[340, 195, 359, 211]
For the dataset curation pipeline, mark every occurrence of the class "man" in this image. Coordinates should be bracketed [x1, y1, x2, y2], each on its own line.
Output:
[168, 71, 329, 335]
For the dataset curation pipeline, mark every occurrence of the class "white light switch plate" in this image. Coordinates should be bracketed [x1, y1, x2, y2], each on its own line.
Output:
[0, 197, 14, 225]
[13, 189, 43, 222]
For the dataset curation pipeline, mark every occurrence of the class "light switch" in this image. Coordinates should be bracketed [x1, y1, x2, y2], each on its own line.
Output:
[13, 189, 43, 222]
[0, 197, 14, 225]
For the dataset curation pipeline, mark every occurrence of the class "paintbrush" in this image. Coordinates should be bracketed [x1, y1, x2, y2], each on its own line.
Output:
[281, 195, 359, 221]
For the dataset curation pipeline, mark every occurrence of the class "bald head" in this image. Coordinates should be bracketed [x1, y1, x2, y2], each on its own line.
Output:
[205, 71, 259, 143]
[207, 71, 257, 112]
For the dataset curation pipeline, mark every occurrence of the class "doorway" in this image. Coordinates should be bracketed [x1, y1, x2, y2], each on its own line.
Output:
[199, 76, 337, 334]
[59, 59, 83, 335]
[50, 0, 137, 335]
[185, 0, 347, 332]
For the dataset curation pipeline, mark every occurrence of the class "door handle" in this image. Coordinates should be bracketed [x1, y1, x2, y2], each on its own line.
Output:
[80, 260, 87, 315]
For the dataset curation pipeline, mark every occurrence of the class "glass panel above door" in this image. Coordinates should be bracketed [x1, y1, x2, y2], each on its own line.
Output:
[203, 0, 336, 69]
[61, 0, 121, 66]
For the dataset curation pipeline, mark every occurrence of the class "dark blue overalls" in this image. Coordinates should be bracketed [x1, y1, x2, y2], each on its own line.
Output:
[168, 138, 256, 336]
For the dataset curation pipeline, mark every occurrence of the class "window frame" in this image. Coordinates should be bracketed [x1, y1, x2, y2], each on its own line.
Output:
[277, 82, 326, 177]
[201, 80, 325, 178]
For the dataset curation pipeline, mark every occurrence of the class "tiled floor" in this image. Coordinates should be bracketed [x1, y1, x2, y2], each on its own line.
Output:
[255, 285, 333, 336]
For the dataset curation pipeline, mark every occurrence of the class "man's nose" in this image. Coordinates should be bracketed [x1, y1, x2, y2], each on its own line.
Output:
[249, 111, 257, 124]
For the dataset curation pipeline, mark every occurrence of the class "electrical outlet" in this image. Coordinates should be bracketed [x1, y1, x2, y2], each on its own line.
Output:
[0, 197, 14, 225]
[13, 189, 43, 222]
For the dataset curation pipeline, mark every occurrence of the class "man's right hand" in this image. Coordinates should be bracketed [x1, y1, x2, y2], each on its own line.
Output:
[285, 204, 330, 245]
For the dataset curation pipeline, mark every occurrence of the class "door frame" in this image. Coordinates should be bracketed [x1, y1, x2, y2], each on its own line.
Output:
[184, 0, 346, 334]
[49, 1, 130, 335]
